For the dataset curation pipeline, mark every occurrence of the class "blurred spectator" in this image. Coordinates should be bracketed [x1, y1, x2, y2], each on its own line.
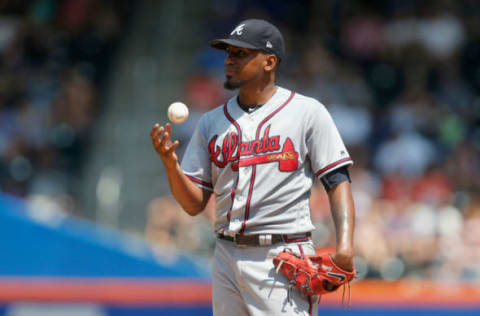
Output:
[341, 13, 385, 61]
[0, 1, 131, 218]
[329, 102, 372, 147]
[411, 165, 452, 206]
[145, 196, 215, 258]
[374, 131, 437, 177]
[384, 3, 466, 60]
[416, 10, 465, 60]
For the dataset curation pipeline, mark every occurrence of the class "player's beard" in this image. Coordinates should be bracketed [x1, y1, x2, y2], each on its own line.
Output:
[224, 76, 244, 90]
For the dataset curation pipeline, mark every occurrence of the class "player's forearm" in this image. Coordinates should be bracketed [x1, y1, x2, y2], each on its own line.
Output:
[328, 181, 355, 258]
[164, 162, 209, 216]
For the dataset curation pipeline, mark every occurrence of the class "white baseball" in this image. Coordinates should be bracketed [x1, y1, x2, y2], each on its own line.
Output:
[167, 102, 189, 124]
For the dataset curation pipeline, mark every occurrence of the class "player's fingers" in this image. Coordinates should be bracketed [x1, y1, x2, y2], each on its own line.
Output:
[159, 132, 171, 151]
[153, 127, 166, 145]
[154, 139, 168, 155]
[165, 123, 172, 135]
[166, 140, 179, 154]
[152, 130, 167, 151]
[151, 125, 163, 141]
[152, 134, 160, 149]
[151, 125, 161, 140]
[154, 135, 163, 149]
[150, 123, 160, 137]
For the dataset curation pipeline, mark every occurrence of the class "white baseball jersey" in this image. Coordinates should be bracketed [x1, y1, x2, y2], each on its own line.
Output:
[181, 86, 352, 236]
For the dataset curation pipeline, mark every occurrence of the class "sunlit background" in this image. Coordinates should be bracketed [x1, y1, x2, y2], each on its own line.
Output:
[0, 0, 479, 315]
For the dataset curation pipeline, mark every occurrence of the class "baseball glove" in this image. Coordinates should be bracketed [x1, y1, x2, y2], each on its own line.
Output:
[273, 249, 355, 297]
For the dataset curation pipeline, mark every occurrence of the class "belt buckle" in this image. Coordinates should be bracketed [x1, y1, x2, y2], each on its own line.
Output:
[233, 234, 247, 248]
[259, 234, 272, 246]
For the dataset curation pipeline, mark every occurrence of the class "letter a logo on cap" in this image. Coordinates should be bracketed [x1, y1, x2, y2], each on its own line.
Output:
[231, 24, 245, 36]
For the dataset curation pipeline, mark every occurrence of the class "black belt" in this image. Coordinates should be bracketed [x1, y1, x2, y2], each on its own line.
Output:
[217, 232, 311, 247]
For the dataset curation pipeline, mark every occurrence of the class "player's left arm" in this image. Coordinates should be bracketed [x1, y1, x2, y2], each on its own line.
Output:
[305, 100, 355, 270]
[327, 180, 355, 271]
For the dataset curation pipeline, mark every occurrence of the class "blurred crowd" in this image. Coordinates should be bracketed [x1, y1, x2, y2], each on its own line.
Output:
[145, 0, 480, 281]
[1, 0, 478, 282]
[0, 0, 131, 216]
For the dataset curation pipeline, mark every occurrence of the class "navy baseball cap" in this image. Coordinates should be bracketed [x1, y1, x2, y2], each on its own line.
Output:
[210, 19, 285, 62]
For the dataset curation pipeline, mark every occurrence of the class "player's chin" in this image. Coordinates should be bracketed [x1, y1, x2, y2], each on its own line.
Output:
[224, 77, 243, 90]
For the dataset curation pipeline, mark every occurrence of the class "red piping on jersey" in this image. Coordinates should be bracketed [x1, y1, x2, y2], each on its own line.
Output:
[240, 165, 256, 234]
[223, 103, 242, 226]
[314, 157, 352, 177]
[240, 91, 295, 234]
[303, 248, 313, 316]
[284, 234, 310, 243]
[186, 175, 213, 189]
[227, 176, 239, 222]
[298, 244, 304, 255]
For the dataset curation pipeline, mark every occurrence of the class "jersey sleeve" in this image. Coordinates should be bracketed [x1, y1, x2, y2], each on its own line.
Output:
[306, 101, 353, 179]
[180, 115, 214, 191]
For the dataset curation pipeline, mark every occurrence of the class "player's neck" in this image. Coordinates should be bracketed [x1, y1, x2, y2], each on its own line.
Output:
[238, 81, 277, 107]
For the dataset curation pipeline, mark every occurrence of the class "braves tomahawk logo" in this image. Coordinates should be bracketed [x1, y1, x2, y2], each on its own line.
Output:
[208, 125, 298, 172]
[230, 24, 246, 36]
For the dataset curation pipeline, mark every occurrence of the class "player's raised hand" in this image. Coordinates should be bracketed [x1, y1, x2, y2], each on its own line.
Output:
[150, 123, 180, 167]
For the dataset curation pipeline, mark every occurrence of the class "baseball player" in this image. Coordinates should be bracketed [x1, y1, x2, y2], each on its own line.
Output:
[150, 19, 355, 316]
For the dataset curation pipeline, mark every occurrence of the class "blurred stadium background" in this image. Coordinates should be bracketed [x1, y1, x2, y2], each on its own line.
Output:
[0, 0, 479, 315]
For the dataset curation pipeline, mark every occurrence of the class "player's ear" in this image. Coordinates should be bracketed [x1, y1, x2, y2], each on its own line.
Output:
[263, 54, 278, 72]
